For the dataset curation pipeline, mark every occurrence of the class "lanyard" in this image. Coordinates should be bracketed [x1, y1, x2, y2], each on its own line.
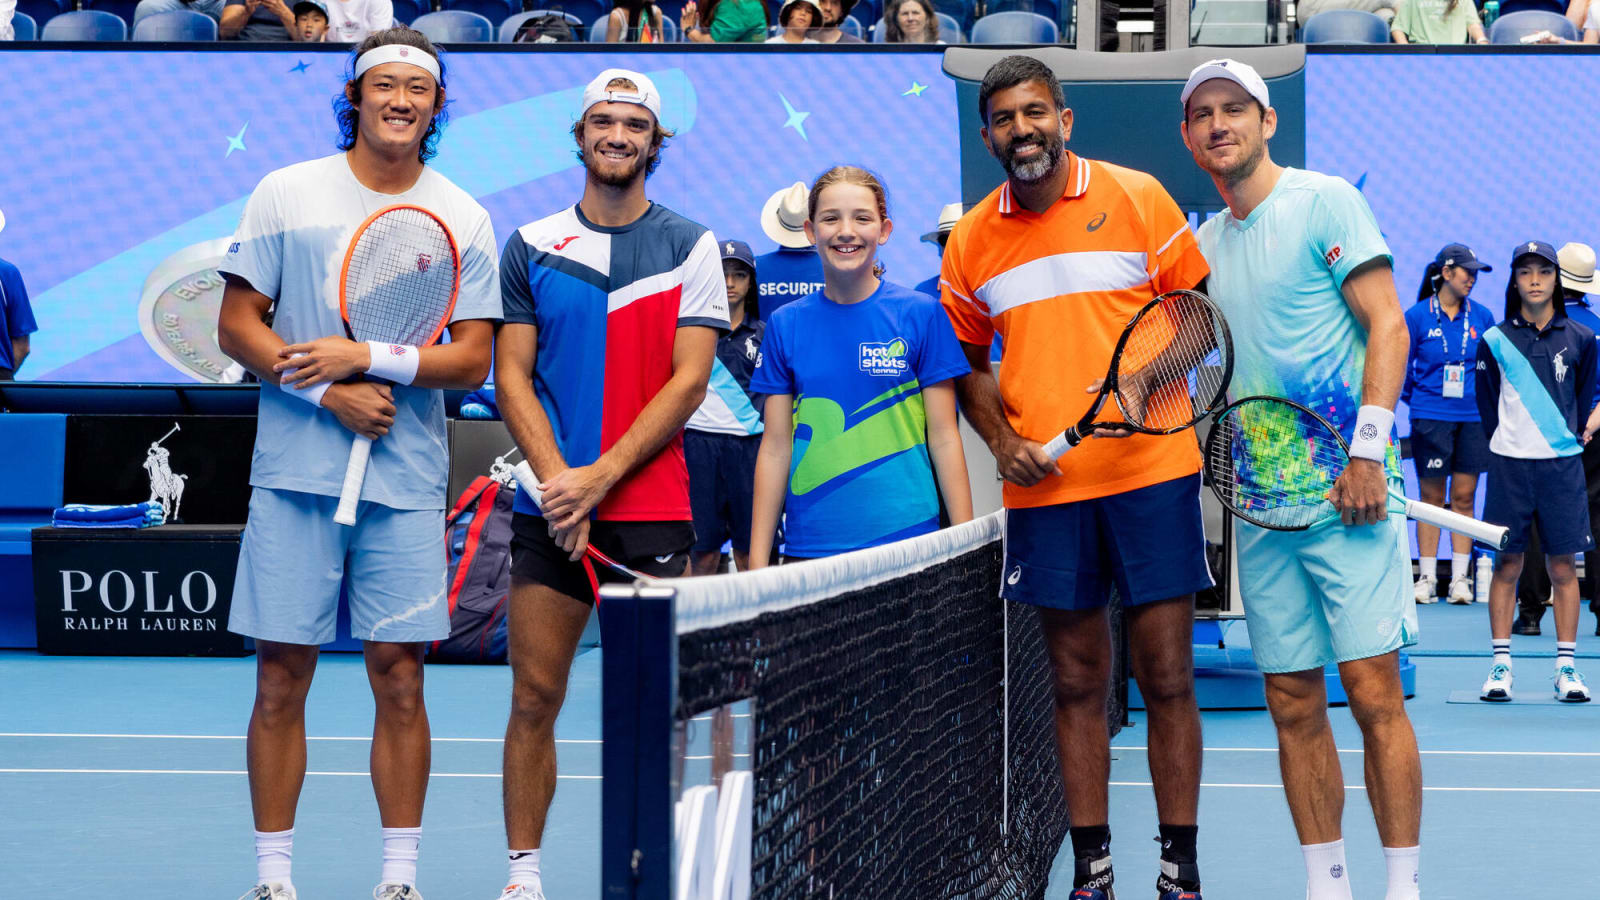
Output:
[1431, 295, 1471, 363]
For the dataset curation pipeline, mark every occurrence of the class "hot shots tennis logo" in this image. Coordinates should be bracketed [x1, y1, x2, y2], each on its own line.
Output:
[859, 338, 909, 376]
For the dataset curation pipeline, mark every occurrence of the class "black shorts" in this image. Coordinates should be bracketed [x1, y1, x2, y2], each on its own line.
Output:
[1485, 455, 1594, 555]
[685, 429, 761, 554]
[1410, 418, 1491, 477]
[509, 513, 694, 605]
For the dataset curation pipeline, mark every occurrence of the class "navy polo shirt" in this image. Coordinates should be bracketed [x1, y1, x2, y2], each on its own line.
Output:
[1475, 312, 1597, 459]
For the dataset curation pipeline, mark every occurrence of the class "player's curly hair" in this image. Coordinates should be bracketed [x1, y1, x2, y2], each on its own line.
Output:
[334, 27, 450, 164]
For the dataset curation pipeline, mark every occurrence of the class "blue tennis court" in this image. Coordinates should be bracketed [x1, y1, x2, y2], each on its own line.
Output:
[3, 601, 1595, 898]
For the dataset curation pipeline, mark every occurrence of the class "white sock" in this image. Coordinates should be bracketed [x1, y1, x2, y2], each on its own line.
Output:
[1557, 641, 1577, 671]
[255, 828, 294, 887]
[1452, 552, 1470, 580]
[1492, 639, 1512, 668]
[1303, 839, 1354, 900]
[1383, 845, 1420, 900]
[1419, 557, 1436, 581]
[508, 848, 541, 890]
[381, 826, 422, 886]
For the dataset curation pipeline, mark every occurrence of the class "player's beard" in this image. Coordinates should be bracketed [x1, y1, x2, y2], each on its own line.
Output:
[585, 144, 651, 188]
[998, 126, 1065, 183]
[1203, 130, 1267, 186]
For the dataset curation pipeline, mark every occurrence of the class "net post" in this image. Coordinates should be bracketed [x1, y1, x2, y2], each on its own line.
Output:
[601, 582, 677, 900]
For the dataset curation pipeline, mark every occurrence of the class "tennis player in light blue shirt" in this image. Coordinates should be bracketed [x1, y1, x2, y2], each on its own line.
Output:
[1180, 59, 1423, 900]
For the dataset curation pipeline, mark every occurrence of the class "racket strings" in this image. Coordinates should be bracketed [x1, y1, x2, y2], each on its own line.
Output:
[345, 208, 458, 345]
[1117, 292, 1229, 431]
[1207, 399, 1347, 529]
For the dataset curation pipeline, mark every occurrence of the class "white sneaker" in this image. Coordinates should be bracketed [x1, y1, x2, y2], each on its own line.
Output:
[494, 886, 544, 900]
[375, 884, 424, 900]
[1413, 575, 1438, 604]
[1481, 662, 1514, 701]
[1447, 575, 1474, 605]
[238, 884, 297, 900]
[1555, 666, 1592, 702]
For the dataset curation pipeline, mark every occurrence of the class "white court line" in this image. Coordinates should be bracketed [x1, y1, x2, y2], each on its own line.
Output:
[0, 768, 599, 780]
[0, 732, 598, 744]
[1113, 745, 1600, 758]
[1111, 781, 1600, 794]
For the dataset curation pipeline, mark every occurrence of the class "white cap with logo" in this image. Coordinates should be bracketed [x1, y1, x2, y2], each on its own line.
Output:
[1180, 58, 1271, 112]
[581, 68, 662, 122]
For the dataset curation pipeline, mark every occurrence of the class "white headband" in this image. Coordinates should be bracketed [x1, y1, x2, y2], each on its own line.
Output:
[354, 44, 441, 83]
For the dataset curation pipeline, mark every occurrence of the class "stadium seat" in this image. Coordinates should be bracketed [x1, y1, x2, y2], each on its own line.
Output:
[411, 9, 496, 39]
[12, 11, 37, 39]
[1488, 8, 1578, 42]
[840, 13, 863, 34]
[85, 0, 141, 28]
[970, 9, 1056, 41]
[986, 0, 1058, 23]
[40, 9, 128, 39]
[1300, 9, 1388, 42]
[17, 0, 67, 30]
[547, 0, 607, 26]
[929, 0, 972, 29]
[501, 7, 578, 39]
[445, 0, 515, 25]
[391, 0, 429, 24]
[1496, 0, 1566, 16]
[131, 8, 218, 38]
[871, 11, 962, 41]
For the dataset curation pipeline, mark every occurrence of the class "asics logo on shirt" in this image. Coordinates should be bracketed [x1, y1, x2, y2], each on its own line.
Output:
[1086, 212, 1107, 232]
[552, 235, 581, 251]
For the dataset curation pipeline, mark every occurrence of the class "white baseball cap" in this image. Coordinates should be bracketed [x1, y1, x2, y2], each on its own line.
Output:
[581, 68, 662, 122]
[1180, 58, 1270, 112]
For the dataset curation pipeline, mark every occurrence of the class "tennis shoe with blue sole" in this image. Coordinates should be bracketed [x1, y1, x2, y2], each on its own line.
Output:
[1481, 662, 1513, 701]
[1070, 854, 1115, 899]
[374, 884, 424, 899]
[1555, 666, 1591, 702]
[1157, 857, 1202, 899]
[236, 884, 296, 900]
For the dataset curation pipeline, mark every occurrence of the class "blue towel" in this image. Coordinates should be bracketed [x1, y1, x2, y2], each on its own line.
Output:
[53, 502, 163, 522]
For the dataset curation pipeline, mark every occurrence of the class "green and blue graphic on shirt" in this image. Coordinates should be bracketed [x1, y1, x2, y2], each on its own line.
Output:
[750, 280, 970, 557]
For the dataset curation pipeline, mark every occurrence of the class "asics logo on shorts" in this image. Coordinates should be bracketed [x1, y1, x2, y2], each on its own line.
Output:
[1007, 566, 1022, 586]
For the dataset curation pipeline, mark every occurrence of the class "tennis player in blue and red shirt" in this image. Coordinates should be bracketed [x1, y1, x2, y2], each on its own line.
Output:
[491, 68, 728, 900]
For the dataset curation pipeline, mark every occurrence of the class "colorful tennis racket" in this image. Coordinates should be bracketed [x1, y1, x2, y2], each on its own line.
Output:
[332, 204, 460, 526]
[1043, 288, 1233, 459]
[1204, 395, 1510, 548]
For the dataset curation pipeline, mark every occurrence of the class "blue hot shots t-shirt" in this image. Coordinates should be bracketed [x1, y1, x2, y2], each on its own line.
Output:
[750, 280, 971, 558]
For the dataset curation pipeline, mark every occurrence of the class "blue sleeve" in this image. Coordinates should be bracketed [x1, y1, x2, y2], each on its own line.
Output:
[0, 261, 37, 338]
[1401, 305, 1420, 407]
[499, 232, 536, 327]
[1475, 337, 1500, 439]
[1310, 179, 1393, 290]
[914, 295, 972, 387]
[748, 309, 794, 396]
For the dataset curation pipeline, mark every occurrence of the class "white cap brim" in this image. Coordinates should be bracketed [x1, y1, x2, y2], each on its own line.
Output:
[1180, 59, 1270, 112]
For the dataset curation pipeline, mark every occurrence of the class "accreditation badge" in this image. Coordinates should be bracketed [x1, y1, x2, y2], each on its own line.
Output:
[1442, 363, 1466, 399]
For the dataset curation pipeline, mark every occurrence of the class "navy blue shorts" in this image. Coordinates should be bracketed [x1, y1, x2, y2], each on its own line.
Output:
[1003, 473, 1214, 610]
[1410, 418, 1491, 477]
[685, 429, 761, 555]
[1485, 455, 1594, 555]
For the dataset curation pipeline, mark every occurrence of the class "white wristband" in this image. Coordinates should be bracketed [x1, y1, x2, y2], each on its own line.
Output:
[366, 341, 421, 385]
[280, 378, 331, 407]
[1348, 404, 1394, 462]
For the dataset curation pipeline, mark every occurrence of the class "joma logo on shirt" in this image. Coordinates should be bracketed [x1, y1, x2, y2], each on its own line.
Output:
[859, 339, 909, 376]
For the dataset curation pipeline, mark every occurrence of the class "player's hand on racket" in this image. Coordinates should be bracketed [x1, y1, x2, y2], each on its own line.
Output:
[539, 462, 619, 530]
[1328, 457, 1389, 526]
[274, 336, 372, 388]
[1082, 378, 1138, 438]
[322, 382, 396, 441]
[552, 517, 593, 563]
[994, 433, 1060, 487]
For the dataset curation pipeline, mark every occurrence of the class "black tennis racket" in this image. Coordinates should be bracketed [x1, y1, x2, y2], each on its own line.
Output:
[1204, 395, 1509, 548]
[1042, 288, 1233, 459]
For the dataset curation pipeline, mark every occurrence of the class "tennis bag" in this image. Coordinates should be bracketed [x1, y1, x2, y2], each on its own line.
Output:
[428, 476, 515, 664]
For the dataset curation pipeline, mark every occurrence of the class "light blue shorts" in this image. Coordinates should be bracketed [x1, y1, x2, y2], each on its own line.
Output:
[1235, 513, 1418, 674]
[230, 487, 448, 645]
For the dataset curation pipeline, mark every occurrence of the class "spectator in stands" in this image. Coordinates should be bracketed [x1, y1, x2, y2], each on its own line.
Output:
[756, 182, 825, 321]
[1297, 0, 1397, 29]
[767, 0, 821, 41]
[884, 0, 942, 42]
[1569, 0, 1600, 39]
[1403, 244, 1496, 605]
[605, 0, 666, 41]
[318, 0, 393, 43]
[0, 251, 37, 381]
[686, 239, 769, 575]
[293, 0, 329, 40]
[813, 0, 863, 42]
[133, 0, 228, 32]
[1390, 0, 1487, 43]
[1476, 241, 1596, 704]
[221, 0, 296, 39]
[681, 0, 769, 41]
[914, 202, 962, 299]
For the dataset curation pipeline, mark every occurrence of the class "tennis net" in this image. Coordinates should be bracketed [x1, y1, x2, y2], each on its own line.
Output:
[601, 511, 1126, 899]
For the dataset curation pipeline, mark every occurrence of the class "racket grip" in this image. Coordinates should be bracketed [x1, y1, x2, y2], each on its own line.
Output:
[333, 434, 373, 526]
[510, 461, 545, 506]
[1402, 497, 1510, 550]
[1042, 428, 1080, 460]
